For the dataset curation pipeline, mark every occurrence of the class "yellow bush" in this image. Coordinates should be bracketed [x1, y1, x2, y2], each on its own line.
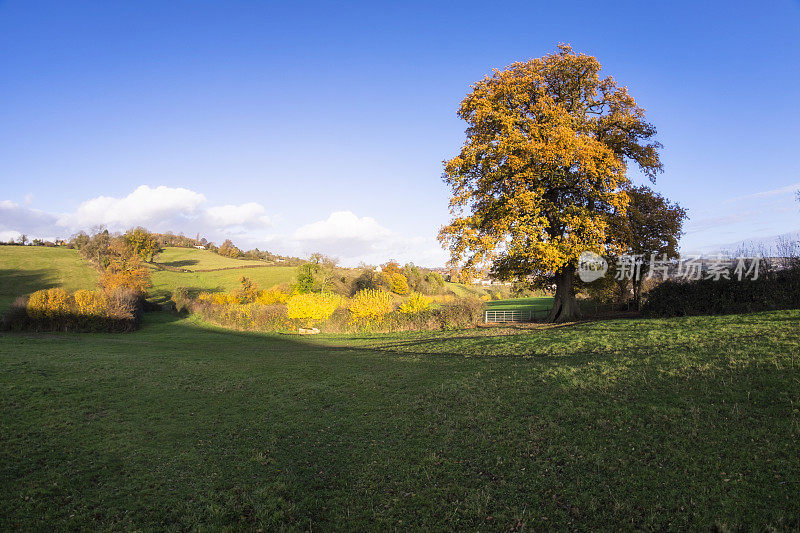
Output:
[257, 286, 289, 305]
[349, 289, 393, 320]
[388, 273, 409, 295]
[73, 290, 109, 317]
[237, 276, 259, 303]
[398, 292, 432, 314]
[287, 292, 341, 322]
[99, 267, 151, 294]
[27, 288, 72, 319]
[198, 291, 240, 305]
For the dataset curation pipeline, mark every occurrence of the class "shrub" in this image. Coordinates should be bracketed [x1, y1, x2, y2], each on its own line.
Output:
[26, 288, 72, 319]
[237, 276, 259, 303]
[171, 287, 193, 313]
[435, 297, 485, 330]
[287, 292, 342, 323]
[642, 268, 800, 317]
[424, 271, 445, 289]
[388, 273, 409, 295]
[99, 264, 151, 294]
[2, 288, 141, 332]
[257, 285, 289, 305]
[348, 289, 393, 320]
[398, 292, 432, 314]
[73, 289, 110, 317]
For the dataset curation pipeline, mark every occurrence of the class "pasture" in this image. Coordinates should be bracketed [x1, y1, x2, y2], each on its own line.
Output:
[0, 247, 99, 310]
[1, 310, 799, 530]
[148, 247, 296, 301]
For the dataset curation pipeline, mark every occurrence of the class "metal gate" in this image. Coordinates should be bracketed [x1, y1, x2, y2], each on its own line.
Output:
[483, 309, 533, 323]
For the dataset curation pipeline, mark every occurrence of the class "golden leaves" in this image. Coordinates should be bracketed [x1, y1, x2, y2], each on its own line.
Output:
[440, 45, 662, 278]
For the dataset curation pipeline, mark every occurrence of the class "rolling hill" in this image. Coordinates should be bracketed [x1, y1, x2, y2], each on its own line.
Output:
[0, 246, 100, 310]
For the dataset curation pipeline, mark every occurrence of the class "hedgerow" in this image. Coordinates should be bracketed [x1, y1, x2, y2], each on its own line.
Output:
[642, 267, 800, 317]
[182, 286, 484, 334]
[2, 287, 142, 332]
[287, 293, 342, 324]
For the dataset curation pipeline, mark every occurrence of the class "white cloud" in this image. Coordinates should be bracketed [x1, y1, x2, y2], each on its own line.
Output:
[57, 185, 206, 230]
[0, 230, 22, 242]
[0, 200, 60, 238]
[722, 181, 800, 204]
[293, 211, 391, 242]
[204, 202, 272, 228]
[0, 189, 449, 266]
[291, 211, 446, 266]
[681, 179, 800, 253]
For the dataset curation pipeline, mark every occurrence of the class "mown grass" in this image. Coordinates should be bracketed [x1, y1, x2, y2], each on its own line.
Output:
[1, 310, 798, 530]
[0, 247, 99, 310]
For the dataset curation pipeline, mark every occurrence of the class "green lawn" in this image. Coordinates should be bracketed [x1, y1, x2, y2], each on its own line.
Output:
[0, 246, 99, 310]
[1, 310, 798, 530]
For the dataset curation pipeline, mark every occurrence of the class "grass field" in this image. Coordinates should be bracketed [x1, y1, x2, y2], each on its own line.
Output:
[148, 247, 297, 302]
[1, 310, 798, 530]
[153, 247, 269, 271]
[486, 296, 553, 316]
[0, 247, 99, 310]
[149, 266, 297, 302]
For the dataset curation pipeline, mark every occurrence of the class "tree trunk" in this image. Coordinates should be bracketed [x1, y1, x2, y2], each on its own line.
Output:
[633, 276, 643, 311]
[546, 265, 580, 323]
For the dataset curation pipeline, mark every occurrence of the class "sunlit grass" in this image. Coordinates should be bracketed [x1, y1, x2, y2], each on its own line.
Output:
[1, 309, 798, 530]
[0, 247, 99, 310]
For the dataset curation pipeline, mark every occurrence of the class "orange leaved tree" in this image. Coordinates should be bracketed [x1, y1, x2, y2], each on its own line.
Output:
[439, 45, 663, 322]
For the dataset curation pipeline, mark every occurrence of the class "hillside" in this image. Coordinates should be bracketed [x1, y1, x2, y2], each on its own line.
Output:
[149, 247, 296, 301]
[0, 246, 99, 310]
[0, 246, 297, 308]
[152, 246, 271, 271]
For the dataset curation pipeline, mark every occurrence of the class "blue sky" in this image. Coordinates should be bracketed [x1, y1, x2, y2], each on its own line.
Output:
[1, 0, 799, 265]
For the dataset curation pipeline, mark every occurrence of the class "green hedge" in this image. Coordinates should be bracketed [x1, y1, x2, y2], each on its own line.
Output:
[642, 268, 800, 317]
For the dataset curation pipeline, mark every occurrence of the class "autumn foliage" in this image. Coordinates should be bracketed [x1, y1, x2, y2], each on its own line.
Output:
[286, 293, 342, 323]
[2, 287, 141, 332]
[439, 44, 664, 322]
[348, 289, 393, 321]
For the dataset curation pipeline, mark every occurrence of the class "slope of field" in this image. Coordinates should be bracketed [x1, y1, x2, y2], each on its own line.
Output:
[1, 310, 798, 530]
[149, 247, 296, 301]
[0, 246, 99, 310]
[153, 246, 267, 271]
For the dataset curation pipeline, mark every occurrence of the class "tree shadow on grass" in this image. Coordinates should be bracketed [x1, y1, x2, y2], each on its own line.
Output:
[0, 268, 60, 311]
[3, 310, 797, 530]
[158, 259, 199, 268]
[146, 286, 223, 305]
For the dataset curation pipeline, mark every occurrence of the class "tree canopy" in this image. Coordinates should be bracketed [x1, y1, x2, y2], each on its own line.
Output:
[439, 44, 664, 321]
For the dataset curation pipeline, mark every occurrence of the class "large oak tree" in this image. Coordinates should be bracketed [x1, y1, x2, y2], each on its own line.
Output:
[439, 45, 663, 322]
